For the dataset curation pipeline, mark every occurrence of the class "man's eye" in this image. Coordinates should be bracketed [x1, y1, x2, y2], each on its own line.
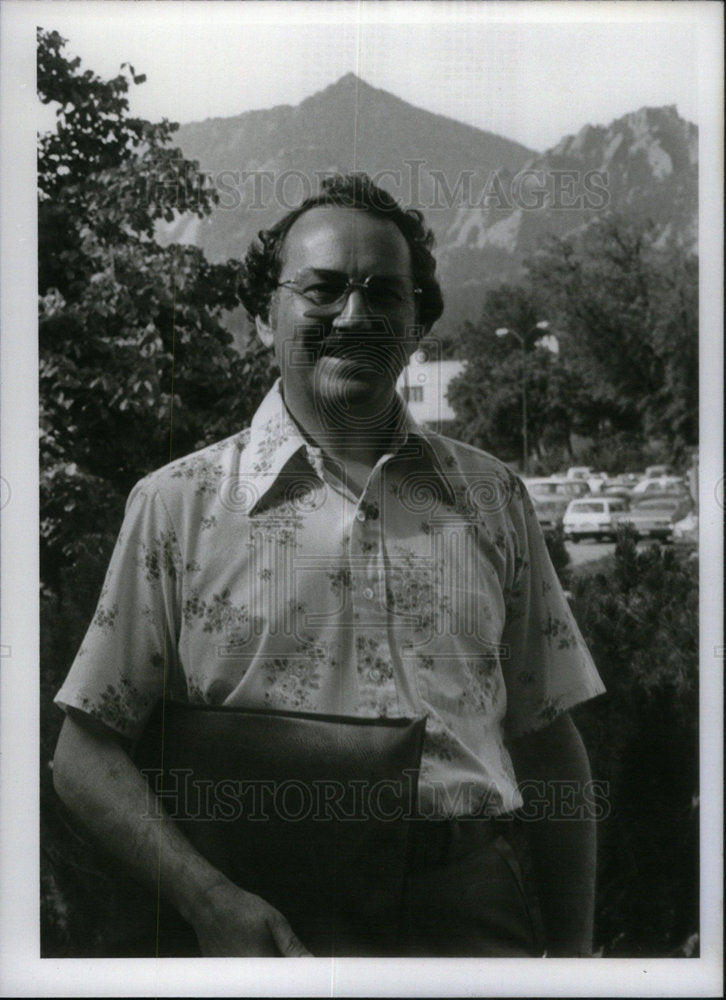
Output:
[367, 279, 406, 304]
[303, 283, 346, 303]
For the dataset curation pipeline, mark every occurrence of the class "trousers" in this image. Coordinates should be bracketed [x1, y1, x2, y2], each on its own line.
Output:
[400, 817, 544, 957]
[90, 818, 543, 957]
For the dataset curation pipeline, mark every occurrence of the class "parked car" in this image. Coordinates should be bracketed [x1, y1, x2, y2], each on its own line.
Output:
[614, 493, 693, 541]
[529, 496, 567, 529]
[603, 473, 640, 496]
[585, 472, 609, 494]
[630, 476, 689, 497]
[644, 464, 673, 478]
[565, 466, 593, 481]
[562, 496, 630, 542]
[602, 486, 634, 502]
[672, 511, 699, 545]
[525, 478, 590, 528]
[526, 478, 590, 499]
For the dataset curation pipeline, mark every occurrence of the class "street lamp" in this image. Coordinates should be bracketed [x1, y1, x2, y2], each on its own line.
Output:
[495, 321, 549, 477]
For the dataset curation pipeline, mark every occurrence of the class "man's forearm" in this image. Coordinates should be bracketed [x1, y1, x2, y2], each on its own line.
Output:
[52, 713, 229, 926]
[53, 713, 312, 956]
[508, 712, 597, 957]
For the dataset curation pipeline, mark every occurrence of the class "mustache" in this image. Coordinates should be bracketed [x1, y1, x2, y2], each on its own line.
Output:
[321, 337, 403, 356]
[296, 325, 413, 356]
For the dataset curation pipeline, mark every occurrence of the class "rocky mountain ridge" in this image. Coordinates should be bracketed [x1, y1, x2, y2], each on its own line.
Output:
[161, 76, 698, 338]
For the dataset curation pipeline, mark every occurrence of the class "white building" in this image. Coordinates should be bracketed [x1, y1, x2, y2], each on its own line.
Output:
[396, 357, 466, 427]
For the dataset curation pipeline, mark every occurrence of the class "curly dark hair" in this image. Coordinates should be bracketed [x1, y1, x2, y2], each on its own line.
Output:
[238, 173, 444, 330]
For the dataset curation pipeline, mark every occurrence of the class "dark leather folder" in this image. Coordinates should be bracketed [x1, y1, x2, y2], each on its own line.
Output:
[133, 701, 427, 956]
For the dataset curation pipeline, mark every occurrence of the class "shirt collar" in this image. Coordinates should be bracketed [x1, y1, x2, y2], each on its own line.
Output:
[242, 378, 455, 512]
[239, 380, 308, 507]
[399, 419, 458, 506]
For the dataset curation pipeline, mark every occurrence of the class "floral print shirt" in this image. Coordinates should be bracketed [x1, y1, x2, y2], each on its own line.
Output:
[55, 380, 605, 816]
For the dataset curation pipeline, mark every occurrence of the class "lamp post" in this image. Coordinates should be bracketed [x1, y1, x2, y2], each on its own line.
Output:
[495, 321, 549, 477]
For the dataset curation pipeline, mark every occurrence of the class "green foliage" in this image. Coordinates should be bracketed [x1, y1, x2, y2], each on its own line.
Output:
[448, 283, 602, 464]
[528, 216, 698, 457]
[40, 464, 124, 597]
[38, 29, 206, 227]
[38, 29, 274, 954]
[570, 529, 699, 955]
[449, 216, 698, 464]
[574, 528, 698, 716]
[564, 435, 673, 476]
[38, 28, 274, 577]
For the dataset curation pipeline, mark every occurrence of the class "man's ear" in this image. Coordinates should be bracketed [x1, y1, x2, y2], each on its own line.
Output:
[255, 314, 274, 349]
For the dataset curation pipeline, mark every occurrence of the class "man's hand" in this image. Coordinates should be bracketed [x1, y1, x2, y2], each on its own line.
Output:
[192, 880, 312, 957]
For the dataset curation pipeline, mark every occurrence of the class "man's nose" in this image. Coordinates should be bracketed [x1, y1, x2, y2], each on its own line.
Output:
[332, 287, 376, 329]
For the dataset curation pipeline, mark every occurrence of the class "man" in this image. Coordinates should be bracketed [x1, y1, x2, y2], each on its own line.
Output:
[53, 174, 605, 957]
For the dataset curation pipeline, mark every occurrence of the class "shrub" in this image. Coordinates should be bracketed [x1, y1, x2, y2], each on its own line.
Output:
[570, 528, 699, 955]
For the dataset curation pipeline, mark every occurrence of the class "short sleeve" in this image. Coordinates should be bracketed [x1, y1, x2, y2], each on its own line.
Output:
[54, 477, 183, 740]
[499, 479, 605, 739]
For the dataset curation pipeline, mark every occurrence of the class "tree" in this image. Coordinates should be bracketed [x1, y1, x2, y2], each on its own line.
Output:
[38, 28, 273, 593]
[570, 531, 699, 955]
[448, 216, 698, 466]
[527, 216, 698, 458]
[447, 283, 580, 464]
[645, 247, 698, 451]
[38, 31, 274, 952]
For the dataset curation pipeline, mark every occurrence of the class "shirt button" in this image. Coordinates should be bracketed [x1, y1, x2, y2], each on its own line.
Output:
[356, 510, 366, 522]
[363, 587, 375, 600]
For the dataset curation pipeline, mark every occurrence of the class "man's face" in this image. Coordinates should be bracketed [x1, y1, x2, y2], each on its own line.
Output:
[256, 206, 420, 425]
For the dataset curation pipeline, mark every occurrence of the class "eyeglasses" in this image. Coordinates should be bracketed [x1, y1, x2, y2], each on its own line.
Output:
[276, 270, 422, 316]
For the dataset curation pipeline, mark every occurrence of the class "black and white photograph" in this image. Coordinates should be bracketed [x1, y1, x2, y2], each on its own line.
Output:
[0, 0, 723, 995]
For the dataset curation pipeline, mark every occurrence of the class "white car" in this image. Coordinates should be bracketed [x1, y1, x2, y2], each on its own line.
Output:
[631, 476, 688, 496]
[524, 478, 590, 529]
[672, 511, 698, 544]
[644, 464, 673, 478]
[585, 472, 609, 494]
[525, 478, 590, 499]
[562, 496, 630, 542]
[614, 493, 693, 540]
[565, 466, 593, 481]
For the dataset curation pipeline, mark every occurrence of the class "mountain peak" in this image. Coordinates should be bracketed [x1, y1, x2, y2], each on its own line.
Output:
[318, 72, 377, 96]
[337, 71, 366, 86]
[170, 86, 697, 341]
[624, 104, 680, 124]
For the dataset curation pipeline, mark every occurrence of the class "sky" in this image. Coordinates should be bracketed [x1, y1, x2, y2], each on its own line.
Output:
[26, 0, 709, 153]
